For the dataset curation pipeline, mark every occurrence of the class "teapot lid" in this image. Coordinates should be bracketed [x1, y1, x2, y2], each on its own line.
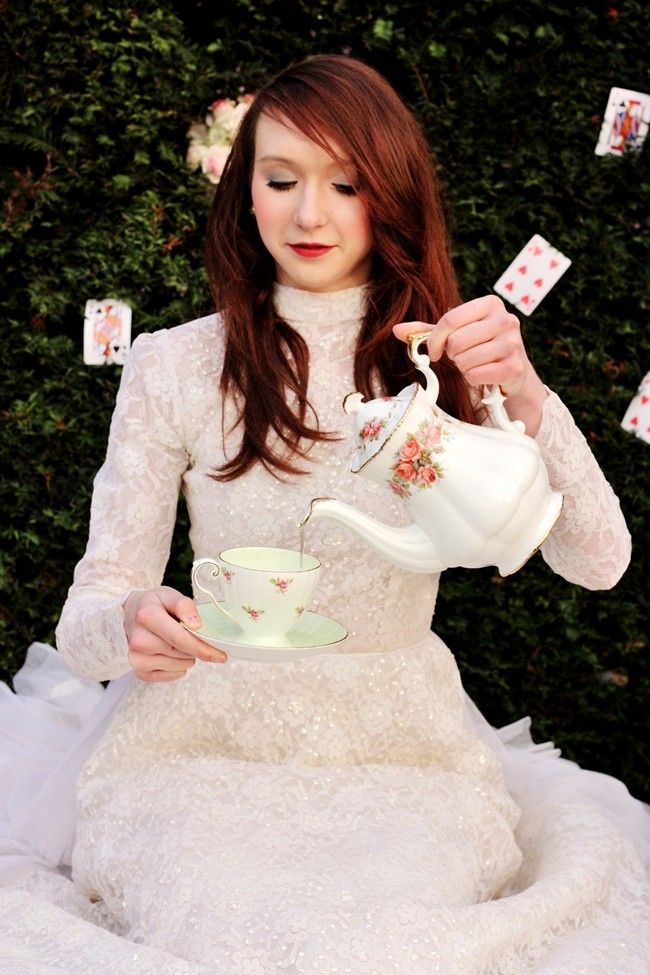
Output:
[343, 383, 418, 473]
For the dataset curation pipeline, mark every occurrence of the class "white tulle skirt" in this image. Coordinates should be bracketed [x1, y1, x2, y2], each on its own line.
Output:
[2, 641, 648, 891]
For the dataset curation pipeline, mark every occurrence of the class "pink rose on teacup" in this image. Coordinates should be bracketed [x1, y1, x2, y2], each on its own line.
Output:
[425, 425, 442, 448]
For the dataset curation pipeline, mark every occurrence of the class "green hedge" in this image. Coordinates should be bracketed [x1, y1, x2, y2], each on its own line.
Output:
[1, 0, 648, 798]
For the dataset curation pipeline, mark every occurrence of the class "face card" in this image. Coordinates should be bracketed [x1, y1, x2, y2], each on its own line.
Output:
[621, 370, 650, 445]
[595, 87, 650, 156]
[494, 235, 571, 315]
[83, 299, 132, 366]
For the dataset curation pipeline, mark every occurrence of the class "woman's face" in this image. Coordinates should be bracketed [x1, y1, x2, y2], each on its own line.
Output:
[251, 114, 374, 293]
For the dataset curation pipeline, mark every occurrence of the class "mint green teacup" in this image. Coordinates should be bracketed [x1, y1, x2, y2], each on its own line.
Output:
[191, 546, 320, 645]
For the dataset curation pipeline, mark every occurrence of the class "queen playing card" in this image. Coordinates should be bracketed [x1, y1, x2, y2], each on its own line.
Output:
[83, 299, 132, 366]
[595, 87, 649, 156]
[621, 371, 650, 446]
[494, 235, 571, 316]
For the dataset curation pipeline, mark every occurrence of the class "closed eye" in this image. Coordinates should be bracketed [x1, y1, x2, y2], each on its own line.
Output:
[266, 180, 357, 196]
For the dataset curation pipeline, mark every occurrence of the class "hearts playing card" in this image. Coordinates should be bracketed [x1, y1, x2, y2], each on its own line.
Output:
[494, 235, 571, 316]
[83, 299, 132, 366]
[621, 370, 650, 445]
[595, 87, 649, 157]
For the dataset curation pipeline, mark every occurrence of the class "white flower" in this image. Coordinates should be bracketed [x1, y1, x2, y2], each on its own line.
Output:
[185, 142, 207, 170]
[186, 91, 255, 185]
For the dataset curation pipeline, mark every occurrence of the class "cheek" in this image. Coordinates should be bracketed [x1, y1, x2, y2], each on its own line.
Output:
[251, 178, 283, 219]
[346, 202, 373, 248]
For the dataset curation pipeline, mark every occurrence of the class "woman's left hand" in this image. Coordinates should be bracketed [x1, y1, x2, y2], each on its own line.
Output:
[393, 294, 530, 396]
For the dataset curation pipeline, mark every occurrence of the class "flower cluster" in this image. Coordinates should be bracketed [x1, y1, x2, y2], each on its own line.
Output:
[359, 418, 386, 442]
[388, 418, 449, 499]
[186, 93, 255, 185]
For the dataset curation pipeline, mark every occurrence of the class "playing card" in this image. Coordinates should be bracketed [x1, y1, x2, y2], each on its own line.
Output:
[621, 370, 650, 445]
[83, 299, 132, 366]
[493, 235, 571, 316]
[595, 87, 650, 157]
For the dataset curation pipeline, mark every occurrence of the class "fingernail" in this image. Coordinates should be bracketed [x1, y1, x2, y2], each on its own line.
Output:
[209, 651, 227, 662]
[184, 613, 202, 628]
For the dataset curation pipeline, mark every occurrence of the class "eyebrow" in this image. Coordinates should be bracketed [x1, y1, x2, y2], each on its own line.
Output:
[256, 154, 353, 169]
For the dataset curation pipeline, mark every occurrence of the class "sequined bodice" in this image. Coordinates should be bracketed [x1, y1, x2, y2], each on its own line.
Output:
[182, 285, 434, 653]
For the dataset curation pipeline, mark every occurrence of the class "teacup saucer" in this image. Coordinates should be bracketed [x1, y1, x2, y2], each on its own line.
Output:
[183, 602, 348, 662]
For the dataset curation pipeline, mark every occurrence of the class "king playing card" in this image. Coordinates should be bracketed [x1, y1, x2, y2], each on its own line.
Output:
[595, 87, 649, 157]
[83, 299, 132, 366]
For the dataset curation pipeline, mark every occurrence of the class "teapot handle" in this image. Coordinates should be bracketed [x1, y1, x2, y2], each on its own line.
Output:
[407, 332, 440, 405]
[407, 332, 526, 435]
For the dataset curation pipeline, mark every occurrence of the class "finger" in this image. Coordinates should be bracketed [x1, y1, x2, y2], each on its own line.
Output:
[452, 333, 520, 376]
[134, 602, 225, 661]
[159, 588, 205, 631]
[430, 297, 511, 363]
[392, 321, 432, 342]
[445, 317, 502, 361]
[137, 670, 186, 684]
[392, 321, 451, 365]
[460, 359, 526, 391]
[128, 652, 196, 674]
[127, 627, 197, 660]
[436, 295, 503, 334]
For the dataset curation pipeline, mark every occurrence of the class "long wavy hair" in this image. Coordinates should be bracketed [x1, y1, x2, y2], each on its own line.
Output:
[205, 54, 478, 481]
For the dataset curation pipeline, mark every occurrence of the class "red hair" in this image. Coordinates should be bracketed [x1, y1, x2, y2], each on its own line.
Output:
[205, 54, 479, 481]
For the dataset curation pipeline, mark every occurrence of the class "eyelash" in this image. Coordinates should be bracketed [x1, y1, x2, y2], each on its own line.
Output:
[266, 180, 357, 196]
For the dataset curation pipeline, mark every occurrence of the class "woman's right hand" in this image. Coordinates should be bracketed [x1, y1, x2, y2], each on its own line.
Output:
[123, 586, 227, 683]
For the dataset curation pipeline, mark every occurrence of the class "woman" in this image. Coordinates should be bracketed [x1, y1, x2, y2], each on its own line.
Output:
[0, 54, 648, 973]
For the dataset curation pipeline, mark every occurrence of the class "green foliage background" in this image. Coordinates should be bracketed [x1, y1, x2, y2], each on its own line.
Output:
[1, 1, 648, 797]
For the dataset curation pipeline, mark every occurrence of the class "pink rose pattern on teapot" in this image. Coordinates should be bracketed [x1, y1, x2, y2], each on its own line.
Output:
[388, 417, 451, 500]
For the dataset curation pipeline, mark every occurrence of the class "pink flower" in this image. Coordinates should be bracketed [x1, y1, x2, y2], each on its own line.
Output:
[202, 144, 231, 183]
[425, 425, 441, 447]
[208, 97, 233, 114]
[270, 577, 293, 593]
[359, 419, 384, 441]
[389, 480, 409, 498]
[416, 465, 437, 484]
[395, 460, 416, 481]
[399, 437, 422, 462]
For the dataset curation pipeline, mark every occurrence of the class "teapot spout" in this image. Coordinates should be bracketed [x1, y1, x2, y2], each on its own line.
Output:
[300, 498, 447, 574]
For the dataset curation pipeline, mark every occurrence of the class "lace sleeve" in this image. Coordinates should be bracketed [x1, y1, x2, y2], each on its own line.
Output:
[534, 388, 631, 590]
[55, 331, 189, 681]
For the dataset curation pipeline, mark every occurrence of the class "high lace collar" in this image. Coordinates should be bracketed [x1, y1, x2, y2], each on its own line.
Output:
[272, 281, 370, 325]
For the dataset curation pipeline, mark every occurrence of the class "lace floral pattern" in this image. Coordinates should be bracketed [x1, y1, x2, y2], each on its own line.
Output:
[535, 390, 631, 589]
[2, 283, 646, 973]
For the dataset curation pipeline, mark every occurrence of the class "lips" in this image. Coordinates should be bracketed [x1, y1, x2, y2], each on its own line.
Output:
[289, 243, 334, 258]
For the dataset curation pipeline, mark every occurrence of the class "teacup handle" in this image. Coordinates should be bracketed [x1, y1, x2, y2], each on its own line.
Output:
[191, 558, 238, 626]
[407, 332, 526, 435]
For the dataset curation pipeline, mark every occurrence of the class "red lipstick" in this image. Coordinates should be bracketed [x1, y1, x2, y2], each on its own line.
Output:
[289, 243, 334, 258]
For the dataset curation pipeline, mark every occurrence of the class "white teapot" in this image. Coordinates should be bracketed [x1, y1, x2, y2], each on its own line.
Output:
[301, 333, 563, 576]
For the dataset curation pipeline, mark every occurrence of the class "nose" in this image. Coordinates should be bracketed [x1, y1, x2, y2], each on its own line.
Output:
[294, 183, 328, 229]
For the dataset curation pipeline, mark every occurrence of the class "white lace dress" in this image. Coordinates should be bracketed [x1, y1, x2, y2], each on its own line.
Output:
[1, 283, 649, 974]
